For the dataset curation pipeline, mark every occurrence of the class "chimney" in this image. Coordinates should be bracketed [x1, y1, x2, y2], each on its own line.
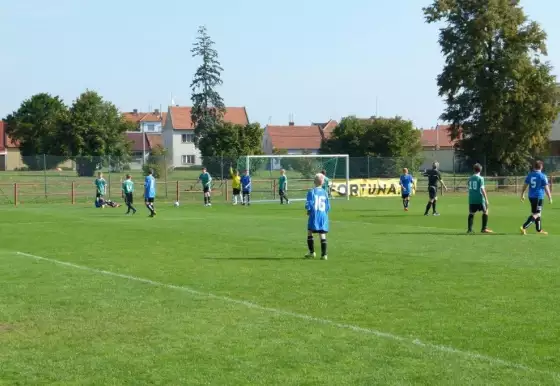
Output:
[289, 121, 295, 126]
[154, 108, 160, 115]
[133, 109, 138, 115]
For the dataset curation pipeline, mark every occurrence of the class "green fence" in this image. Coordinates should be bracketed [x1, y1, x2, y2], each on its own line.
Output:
[1, 154, 559, 204]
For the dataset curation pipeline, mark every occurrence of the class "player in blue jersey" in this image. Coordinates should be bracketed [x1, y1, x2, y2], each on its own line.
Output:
[399, 168, 415, 211]
[144, 169, 156, 217]
[305, 173, 330, 260]
[520, 160, 552, 235]
[240, 169, 251, 206]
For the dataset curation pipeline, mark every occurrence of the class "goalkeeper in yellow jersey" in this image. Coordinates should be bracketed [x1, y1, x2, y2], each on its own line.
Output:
[229, 165, 242, 205]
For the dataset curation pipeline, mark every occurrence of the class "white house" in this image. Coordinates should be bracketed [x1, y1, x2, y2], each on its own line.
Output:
[123, 109, 166, 133]
[163, 106, 250, 167]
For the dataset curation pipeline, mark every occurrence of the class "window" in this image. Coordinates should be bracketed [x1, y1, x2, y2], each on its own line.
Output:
[146, 124, 155, 132]
[181, 133, 194, 143]
[181, 155, 195, 165]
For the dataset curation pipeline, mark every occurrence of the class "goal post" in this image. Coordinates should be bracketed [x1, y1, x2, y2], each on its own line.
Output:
[238, 154, 350, 202]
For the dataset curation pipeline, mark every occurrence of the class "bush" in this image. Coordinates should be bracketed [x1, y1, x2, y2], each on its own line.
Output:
[142, 145, 169, 179]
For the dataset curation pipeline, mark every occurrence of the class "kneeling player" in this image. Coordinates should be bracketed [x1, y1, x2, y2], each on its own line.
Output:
[520, 160, 552, 235]
[467, 163, 492, 233]
[96, 198, 121, 208]
[305, 173, 330, 260]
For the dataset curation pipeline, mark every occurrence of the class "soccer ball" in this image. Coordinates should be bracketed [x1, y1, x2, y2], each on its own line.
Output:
[174, 201, 180, 207]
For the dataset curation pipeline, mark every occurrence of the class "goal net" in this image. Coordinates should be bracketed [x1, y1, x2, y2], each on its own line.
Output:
[235, 154, 350, 203]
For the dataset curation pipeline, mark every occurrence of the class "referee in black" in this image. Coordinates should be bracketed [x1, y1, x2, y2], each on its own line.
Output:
[424, 162, 447, 216]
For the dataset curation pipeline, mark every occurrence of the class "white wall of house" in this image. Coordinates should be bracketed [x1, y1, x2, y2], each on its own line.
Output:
[286, 149, 319, 155]
[172, 130, 201, 167]
[140, 121, 163, 133]
[421, 149, 455, 172]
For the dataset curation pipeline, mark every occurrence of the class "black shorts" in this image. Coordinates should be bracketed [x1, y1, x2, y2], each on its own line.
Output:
[124, 193, 133, 204]
[308, 229, 328, 234]
[145, 197, 154, 203]
[243, 191, 250, 196]
[469, 203, 486, 213]
[96, 192, 103, 198]
[428, 186, 438, 199]
[279, 189, 286, 196]
[203, 186, 210, 194]
[530, 198, 543, 214]
[402, 193, 410, 199]
[233, 188, 240, 195]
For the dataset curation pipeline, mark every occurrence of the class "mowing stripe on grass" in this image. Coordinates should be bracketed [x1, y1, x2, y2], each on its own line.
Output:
[13, 250, 559, 379]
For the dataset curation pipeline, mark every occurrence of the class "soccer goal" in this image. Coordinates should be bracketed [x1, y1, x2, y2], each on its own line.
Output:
[237, 154, 350, 203]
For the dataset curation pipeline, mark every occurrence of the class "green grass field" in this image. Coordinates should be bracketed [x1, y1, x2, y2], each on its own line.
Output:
[1, 195, 559, 385]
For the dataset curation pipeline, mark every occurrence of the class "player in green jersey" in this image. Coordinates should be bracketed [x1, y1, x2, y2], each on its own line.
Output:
[94, 172, 107, 208]
[278, 169, 290, 204]
[197, 167, 212, 206]
[467, 163, 493, 234]
[320, 170, 331, 198]
[121, 174, 136, 215]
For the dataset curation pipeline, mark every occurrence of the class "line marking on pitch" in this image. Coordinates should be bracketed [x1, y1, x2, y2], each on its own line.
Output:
[12, 251, 559, 379]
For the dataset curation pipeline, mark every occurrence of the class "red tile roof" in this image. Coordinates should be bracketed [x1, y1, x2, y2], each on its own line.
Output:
[266, 124, 323, 150]
[126, 132, 149, 152]
[0, 121, 6, 151]
[168, 106, 249, 129]
[420, 125, 457, 148]
[125, 132, 164, 152]
[146, 133, 163, 149]
[123, 111, 166, 124]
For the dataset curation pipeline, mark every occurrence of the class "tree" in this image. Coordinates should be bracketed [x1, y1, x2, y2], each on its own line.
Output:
[60, 90, 132, 176]
[143, 145, 169, 179]
[190, 25, 226, 150]
[424, 0, 559, 175]
[199, 122, 264, 176]
[4, 93, 69, 170]
[320, 116, 423, 176]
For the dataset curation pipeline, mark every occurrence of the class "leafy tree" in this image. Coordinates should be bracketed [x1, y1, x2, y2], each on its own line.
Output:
[60, 90, 132, 176]
[199, 122, 264, 176]
[424, 0, 559, 175]
[321, 116, 423, 177]
[143, 145, 169, 179]
[4, 93, 69, 170]
[190, 25, 226, 150]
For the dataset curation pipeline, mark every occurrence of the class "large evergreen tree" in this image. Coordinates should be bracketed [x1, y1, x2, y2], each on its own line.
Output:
[424, 0, 559, 174]
[190, 25, 226, 150]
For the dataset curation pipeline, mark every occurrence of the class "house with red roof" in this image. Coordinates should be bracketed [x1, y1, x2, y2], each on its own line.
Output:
[163, 106, 249, 167]
[419, 125, 458, 171]
[262, 119, 337, 155]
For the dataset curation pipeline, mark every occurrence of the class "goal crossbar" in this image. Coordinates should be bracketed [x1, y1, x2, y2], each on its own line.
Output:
[245, 154, 350, 201]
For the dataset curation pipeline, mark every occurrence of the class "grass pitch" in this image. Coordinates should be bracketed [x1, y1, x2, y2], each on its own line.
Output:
[0, 195, 559, 385]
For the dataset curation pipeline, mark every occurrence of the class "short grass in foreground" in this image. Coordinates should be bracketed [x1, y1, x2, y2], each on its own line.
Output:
[0, 196, 559, 385]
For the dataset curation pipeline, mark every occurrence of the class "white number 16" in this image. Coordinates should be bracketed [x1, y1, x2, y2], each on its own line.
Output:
[314, 196, 326, 211]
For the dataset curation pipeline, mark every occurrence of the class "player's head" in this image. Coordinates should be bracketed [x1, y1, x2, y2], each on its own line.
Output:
[321, 170, 326, 176]
[280, 169, 285, 175]
[534, 160, 544, 171]
[403, 168, 408, 174]
[202, 167, 207, 173]
[98, 172, 103, 178]
[235, 169, 239, 176]
[314, 173, 324, 188]
[148, 169, 153, 176]
[244, 169, 249, 175]
[473, 163, 482, 174]
[432, 161, 439, 170]
[126, 174, 131, 180]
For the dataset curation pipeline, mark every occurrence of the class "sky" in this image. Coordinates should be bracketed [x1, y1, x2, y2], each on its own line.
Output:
[2, 0, 560, 129]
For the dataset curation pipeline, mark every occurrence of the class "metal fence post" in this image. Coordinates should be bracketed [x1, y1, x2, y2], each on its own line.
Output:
[43, 154, 47, 199]
[108, 155, 112, 198]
